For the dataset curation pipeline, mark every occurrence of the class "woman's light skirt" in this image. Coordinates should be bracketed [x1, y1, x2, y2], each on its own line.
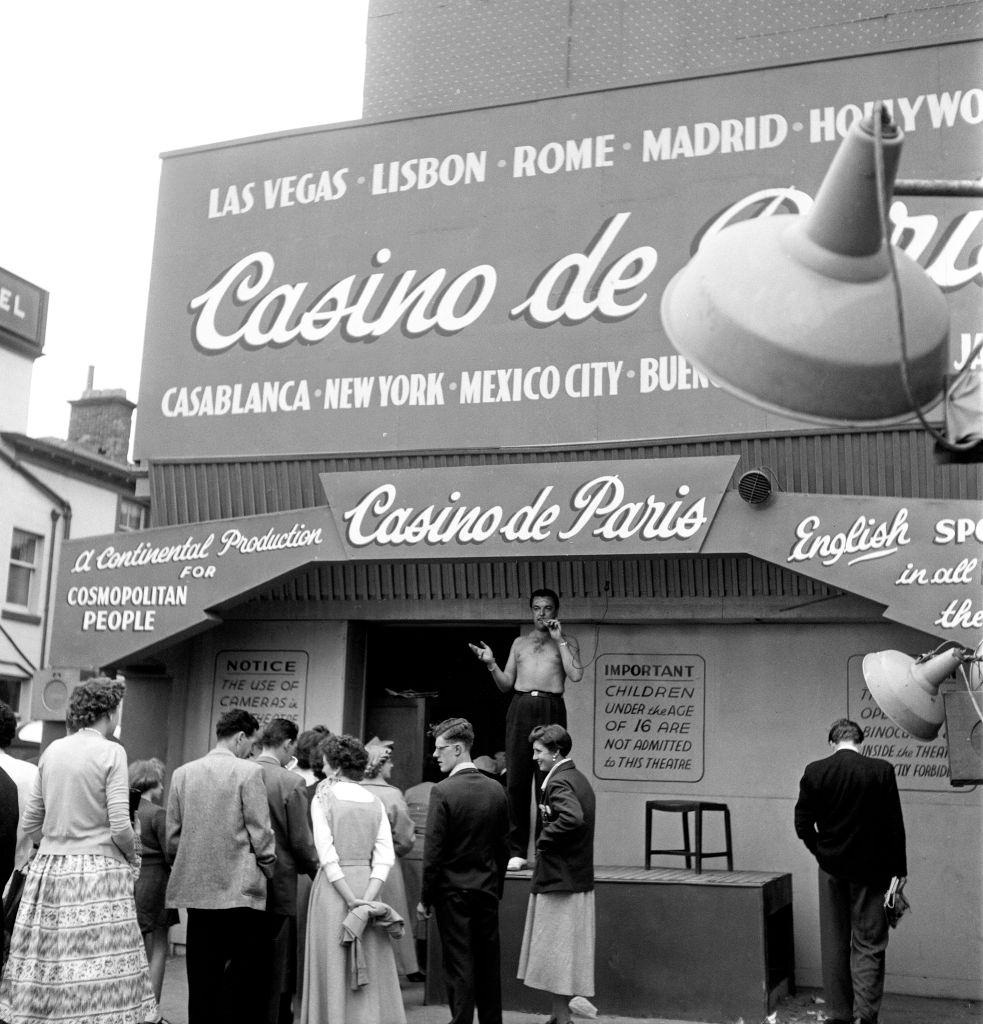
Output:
[517, 890, 595, 997]
[0, 852, 157, 1024]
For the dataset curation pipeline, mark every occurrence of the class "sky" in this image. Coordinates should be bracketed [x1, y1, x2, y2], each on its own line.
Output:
[2, 1, 369, 443]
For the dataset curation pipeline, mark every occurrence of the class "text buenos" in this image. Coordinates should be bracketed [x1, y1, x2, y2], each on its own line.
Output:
[342, 475, 709, 547]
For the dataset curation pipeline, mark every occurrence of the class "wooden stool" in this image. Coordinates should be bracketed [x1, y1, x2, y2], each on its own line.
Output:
[645, 799, 733, 873]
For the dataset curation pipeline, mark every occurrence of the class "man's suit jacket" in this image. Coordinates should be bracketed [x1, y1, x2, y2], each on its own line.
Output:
[422, 766, 509, 907]
[254, 754, 319, 916]
[795, 747, 907, 883]
[0, 766, 18, 893]
[165, 747, 276, 911]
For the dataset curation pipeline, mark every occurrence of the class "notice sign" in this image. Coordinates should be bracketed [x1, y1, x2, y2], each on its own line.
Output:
[211, 649, 309, 734]
[847, 655, 952, 793]
[594, 654, 705, 782]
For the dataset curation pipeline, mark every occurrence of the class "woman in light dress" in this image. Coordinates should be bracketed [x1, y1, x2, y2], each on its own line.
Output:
[361, 739, 422, 979]
[300, 734, 405, 1024]
[517, 723, 596, 1024]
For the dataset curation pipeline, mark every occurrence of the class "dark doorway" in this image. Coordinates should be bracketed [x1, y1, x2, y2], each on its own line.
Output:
[364, 623, 518, 790]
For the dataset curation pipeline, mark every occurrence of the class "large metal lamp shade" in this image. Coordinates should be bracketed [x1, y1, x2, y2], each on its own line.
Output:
[862, 646, 964, 741]
[660, 111, 951, 425]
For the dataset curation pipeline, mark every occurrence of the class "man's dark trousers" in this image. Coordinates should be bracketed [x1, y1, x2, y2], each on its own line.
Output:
[818, 868, 890, 1023]
[505, 691, 565, 858]
[434, 889, 503, 1024]
[186, 906, 270, 1024]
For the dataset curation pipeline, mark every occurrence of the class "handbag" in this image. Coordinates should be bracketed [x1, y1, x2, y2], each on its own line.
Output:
[884, 876, 910, 928]
[2, 869, 26, 933]
[2, 868, 27, 965]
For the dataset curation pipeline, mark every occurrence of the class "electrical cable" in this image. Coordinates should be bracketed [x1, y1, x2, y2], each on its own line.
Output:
[573, 574, 611, 672]
[872, 102, 982, 452]
[960, 638, 983, 728]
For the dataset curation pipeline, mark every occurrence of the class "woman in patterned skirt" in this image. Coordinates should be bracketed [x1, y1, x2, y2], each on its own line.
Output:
[0, 677, 157, 1024]
[517, 724, 596, 1024]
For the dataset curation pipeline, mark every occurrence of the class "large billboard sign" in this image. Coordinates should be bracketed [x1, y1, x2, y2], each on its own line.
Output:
[136, 45, 982, 459]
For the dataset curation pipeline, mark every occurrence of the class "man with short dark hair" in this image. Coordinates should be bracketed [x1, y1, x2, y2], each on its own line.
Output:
[254, 719, 319, 1024]
[418, 717, 509, 1024]
[166, 709, 277, 1024]
[470, 588, 582, 869]
[795, 718, 907, 1024]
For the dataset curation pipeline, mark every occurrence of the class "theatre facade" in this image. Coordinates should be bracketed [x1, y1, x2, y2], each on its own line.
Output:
[47, 11, 981, 1008]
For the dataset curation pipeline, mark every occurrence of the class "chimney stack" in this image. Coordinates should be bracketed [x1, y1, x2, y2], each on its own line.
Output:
[67, 368, 135, 464]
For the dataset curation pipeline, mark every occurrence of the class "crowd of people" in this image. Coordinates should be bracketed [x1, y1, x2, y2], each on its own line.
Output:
[0, 635, 912, 1024]
[0, 672, 598, 1024]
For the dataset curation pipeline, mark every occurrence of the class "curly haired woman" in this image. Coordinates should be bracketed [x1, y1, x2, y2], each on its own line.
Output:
[0, 677, 157, 1024]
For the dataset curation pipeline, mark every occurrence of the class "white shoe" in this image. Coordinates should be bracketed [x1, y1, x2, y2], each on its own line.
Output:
[507, 856, 528, 871]
[570, 995, 598, 1017]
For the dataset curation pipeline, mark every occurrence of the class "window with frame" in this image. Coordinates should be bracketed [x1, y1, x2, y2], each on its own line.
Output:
[6, 529, 43, 608]
[116, 497, 148, 533]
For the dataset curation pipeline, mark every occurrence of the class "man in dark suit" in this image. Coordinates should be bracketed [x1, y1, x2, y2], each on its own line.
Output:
[795, 718, 907, 1024]
[0, 765, 17, 896]
[418, 717, 509, 1024]
[254, 718, 320, 1024]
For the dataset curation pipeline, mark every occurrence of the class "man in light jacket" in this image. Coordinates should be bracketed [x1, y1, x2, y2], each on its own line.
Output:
[166, 709, 276, 1024]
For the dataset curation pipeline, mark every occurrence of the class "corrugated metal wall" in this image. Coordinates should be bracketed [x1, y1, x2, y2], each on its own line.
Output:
[148, 428, 982, 527]
[146, 427, 980, 609]
[245, 553, 831, 608]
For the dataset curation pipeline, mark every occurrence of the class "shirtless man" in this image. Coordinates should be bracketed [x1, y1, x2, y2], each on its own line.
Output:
[469, 588, 582, 870]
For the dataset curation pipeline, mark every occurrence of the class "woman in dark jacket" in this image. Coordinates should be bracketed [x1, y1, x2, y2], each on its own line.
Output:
[129, 757, 179, 1008]
[517, 723, 596, 1024]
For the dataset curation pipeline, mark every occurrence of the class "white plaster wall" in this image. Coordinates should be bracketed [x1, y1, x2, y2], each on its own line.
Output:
[0, 466, 59, 675]
[561, 619, 983, 1000]
[0, 356, 33, 434]
[26, 465, 122, 539]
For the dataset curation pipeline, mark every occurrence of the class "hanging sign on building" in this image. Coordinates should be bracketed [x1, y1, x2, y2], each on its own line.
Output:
[320, 457, 736, 558]
[50, 456, 737, 666]
[49, 461, 980, 667]
[135, 44, 981, 460]
[705, 491, 983, 648]
[0, 266, 47, 356]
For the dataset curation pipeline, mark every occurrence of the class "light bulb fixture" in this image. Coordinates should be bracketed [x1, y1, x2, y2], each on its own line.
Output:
[661, 105, 981, 435]
[862, 643, 979, 741]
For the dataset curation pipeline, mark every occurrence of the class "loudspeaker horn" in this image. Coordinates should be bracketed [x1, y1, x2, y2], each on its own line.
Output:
[862, 646, 964, 740]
